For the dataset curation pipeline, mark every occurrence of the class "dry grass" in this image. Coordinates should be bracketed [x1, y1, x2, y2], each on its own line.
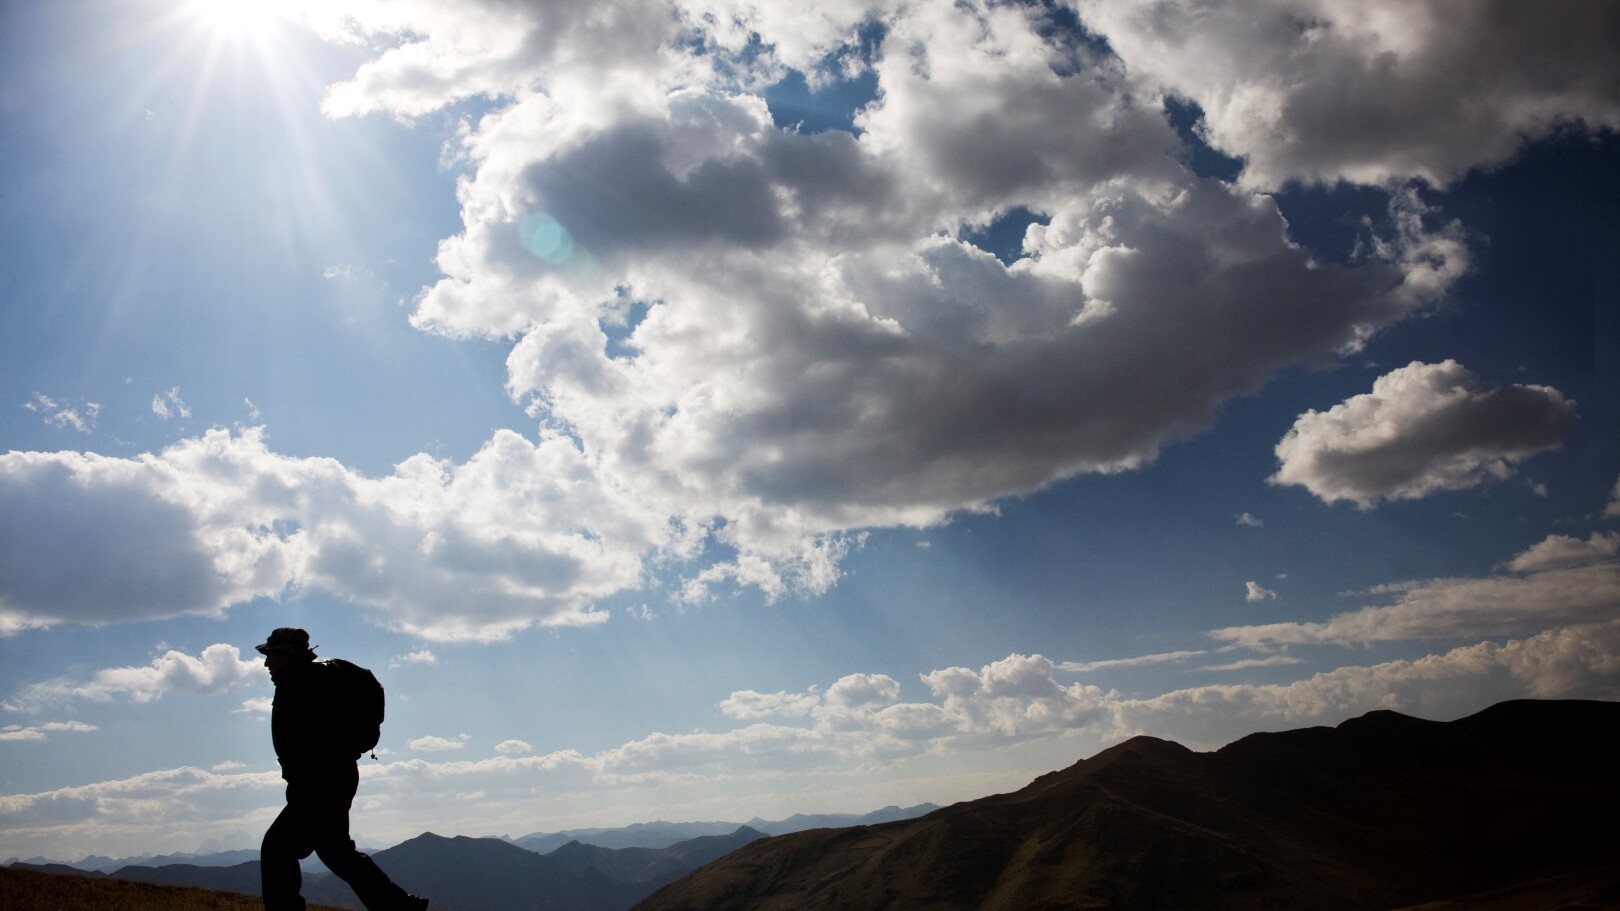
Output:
[0, 865, 350, 911]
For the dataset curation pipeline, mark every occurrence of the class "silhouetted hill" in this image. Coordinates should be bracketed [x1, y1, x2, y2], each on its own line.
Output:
[661, 826, 767, 869]
[300, 827, 767, 911]
[10, 860, 103, 878]
[633, 699, 1620, 911]
[112, 859, 264, 894]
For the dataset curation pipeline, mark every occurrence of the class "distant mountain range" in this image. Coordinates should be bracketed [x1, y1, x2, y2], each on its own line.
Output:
[633, 699, 1620, 911]
[8, 848, 261, 874]
[5, 805, 937, 911]
[509, 804, 939, 854]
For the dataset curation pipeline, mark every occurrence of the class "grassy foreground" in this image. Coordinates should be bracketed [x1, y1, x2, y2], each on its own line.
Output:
[0, 865, 350, 911]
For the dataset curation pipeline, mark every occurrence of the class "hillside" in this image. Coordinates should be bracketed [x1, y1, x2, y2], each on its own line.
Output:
[632, 699, 1620, 911]
[0, 863, 348, 911]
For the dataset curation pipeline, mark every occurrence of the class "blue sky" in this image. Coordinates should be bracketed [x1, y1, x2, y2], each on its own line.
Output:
[3, 0, 1618, 861]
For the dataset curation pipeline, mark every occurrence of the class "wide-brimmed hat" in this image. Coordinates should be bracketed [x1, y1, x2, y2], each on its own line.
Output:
[255, 627, 314, 656]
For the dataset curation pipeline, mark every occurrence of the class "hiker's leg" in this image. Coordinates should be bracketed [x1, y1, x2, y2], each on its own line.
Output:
[261, 791, 315, 911]
[310, 764, 417, 911]
[317, 838, 416, 910]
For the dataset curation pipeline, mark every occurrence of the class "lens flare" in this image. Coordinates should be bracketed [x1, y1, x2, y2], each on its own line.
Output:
[520, 213, 577, 265]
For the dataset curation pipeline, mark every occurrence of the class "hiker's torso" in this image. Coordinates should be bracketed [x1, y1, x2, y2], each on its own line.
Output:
[270, 660, 351, 779]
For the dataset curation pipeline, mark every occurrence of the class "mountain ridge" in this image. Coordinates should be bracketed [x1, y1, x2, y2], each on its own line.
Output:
[632, 698, 1620, 911]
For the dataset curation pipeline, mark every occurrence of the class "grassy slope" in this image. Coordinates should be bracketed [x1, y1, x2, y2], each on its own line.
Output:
[0, 865, 351, 911]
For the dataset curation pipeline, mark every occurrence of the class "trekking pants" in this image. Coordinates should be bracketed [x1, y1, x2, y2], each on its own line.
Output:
[261, 763, 414, 911]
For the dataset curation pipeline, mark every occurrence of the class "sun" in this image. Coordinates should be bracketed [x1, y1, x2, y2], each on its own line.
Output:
[186, 0, 294, 37]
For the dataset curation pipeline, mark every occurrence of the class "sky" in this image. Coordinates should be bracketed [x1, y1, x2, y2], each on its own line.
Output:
[2, 0, 1618, 862]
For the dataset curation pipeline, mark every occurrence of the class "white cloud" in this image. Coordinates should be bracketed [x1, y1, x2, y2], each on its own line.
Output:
[1506, 531, 1620, 573]
[919, 654, 1111, 740]
[0, 427, 667, 640]
[237, 697, 273, 715]
[493, 739, 532, 756]
[1235, 512, 1262, 527]
[5, 645, 261, 710]
[1245, 580, 1277, 602]
[409, 733, 471, 752]
[1606, 476, 1620, 518]
[0, 721, 98, 742]
[24, 393, 97, 433]
[1058, 650, 1206, 673]
[0, 763, 284, 854]
[1075, 0, 1620, 188]
[1271, 361, 1576, 509]
[1212, 531, 1620, 648]
[316, 0, 697, 121]
[720, 689, 822, 720]
[151, 387, 190, 421]
[1200, 655, 1301, 672]
[391, 650, 438, 667]
[825, 673, 901, 709]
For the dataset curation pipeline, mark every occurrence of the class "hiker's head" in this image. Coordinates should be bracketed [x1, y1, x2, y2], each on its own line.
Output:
[256, 627, 316, 670]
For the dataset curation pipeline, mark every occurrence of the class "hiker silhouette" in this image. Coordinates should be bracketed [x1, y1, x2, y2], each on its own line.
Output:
[256, 627, 429, 911]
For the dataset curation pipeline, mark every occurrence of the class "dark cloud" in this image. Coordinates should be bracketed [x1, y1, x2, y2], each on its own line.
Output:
[1076, 0, 1620, 187]
[0, 455, 233, 629]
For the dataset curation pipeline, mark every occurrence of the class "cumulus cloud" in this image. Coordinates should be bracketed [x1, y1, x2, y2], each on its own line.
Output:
[493, 739, 533, 756]
[1075, 0, 1620, 188]
[0, 427, 667, 640]
[1212, 531, 1620, 648]
[327, 0, 1466, 600]
[919, 654, 1111, 740]
[1606, 476, 1620, 518]
[1245, 580, 1277, 602]
[5, 645, 261, 710]
[1235, 512, 1262, 527]
[1271, 361, 1576, 508]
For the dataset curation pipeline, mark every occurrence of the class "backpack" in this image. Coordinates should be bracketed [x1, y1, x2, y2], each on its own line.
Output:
[324, 658, 385, 760]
